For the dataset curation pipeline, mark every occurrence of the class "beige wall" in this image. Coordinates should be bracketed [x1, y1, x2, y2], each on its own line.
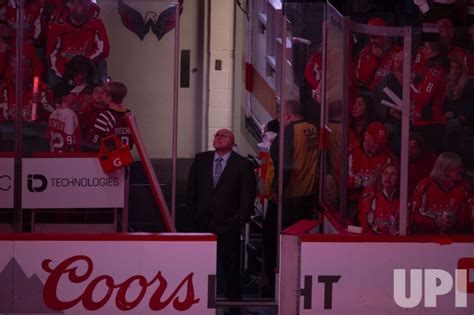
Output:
[100, 0, 255, 157]
[100, 0, 203, 158]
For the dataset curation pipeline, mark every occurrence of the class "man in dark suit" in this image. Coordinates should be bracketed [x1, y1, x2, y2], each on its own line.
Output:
[186, 128, 256, 300]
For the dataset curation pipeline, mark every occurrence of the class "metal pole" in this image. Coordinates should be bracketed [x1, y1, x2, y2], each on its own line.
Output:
[125, 112, 176, 232]
[318, 19, 328, 207]
[399, 26, 412, 236]
[171, 0, 181, 227]
[339, 17, 350, 223]
[14, 0, 24, 232]
[276, 13, 287, 276]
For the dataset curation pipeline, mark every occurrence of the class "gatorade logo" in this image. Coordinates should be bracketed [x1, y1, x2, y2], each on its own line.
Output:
[113, 158, 123, 168]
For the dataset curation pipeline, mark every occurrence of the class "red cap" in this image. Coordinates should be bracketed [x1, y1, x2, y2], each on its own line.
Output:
[368, 17, 386, 27]
[366, 122, 388, 145]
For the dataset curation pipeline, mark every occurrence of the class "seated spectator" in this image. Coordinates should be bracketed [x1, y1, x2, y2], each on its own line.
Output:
[348, 122, 396, 222]
[414, 19, 467, 82]
[442, 55, 474, 153]
[356, 17, 402, 91]
[358, 163, 400, 235]
[348, 92, 375, 151]
[85, 81, 132, 151]
[47, 0, 110, 87]
[411, 152, 471, 234]
[0, 56, 53, 122]
[54, 55, 96, 114]
[411, 32, 448, 153]
[46, 84, 81, 152]
[408, 132, 437, 197]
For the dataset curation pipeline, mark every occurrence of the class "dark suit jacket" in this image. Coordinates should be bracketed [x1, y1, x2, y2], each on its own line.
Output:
[186, 151, 256, 234]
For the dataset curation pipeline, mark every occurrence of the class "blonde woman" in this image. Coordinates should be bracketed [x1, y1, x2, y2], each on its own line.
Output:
[411, 152, 471, 234]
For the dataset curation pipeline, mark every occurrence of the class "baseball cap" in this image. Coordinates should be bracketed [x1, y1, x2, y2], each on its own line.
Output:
[366, 122, 388, 145]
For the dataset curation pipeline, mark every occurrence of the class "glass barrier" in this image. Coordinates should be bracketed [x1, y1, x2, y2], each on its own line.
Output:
[322, 4, 345, 217]
[318, 14, 474, 236]
[347, 21, 409, 236]
[408, 23, 474, 235]
[0, 0, 180, 232]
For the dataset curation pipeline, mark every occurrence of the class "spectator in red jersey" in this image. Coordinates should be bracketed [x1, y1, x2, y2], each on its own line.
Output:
[348, 92, 375, 151]
[411, 152, 471, 234]
[86, 81, 132, 151]
[39, 0, 100, 48]
[356, 17, 402, 91]
[408, 132, 437, 197]
[411, 32, 448, 153]
[0, 56, 53, 122]
[5, 0, 42, 41]
[442, 55, 474, 154]
[46, 84, 81, 152]
[348, 121, 396, 223]
[414, 19, 467, 82]
[46, 0, 109, 87]
[0, 22, 43, 86]
[359, 163, 400, 235]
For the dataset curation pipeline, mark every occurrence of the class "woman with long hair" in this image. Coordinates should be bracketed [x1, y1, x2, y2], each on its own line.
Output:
[348, 92, 376, 151]
[358, 163, 400, 235]
[410, 152, 471, 234]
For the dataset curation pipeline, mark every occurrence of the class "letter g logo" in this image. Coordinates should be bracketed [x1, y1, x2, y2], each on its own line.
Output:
[27, 174, 48, 192]
[112, 158, 122, 168]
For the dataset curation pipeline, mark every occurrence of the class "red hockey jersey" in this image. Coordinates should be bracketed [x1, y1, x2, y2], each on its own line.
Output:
[414, 45, 468, 81]
[88, 108, 133, 149]
[359, 186, 400, 235]
[304, 51, 322, 90]
[356, 44, 402, 91]
[411, 177, 470, 234]
[348, 147, 395, 201]
[5, 0, 42, 40]
[411, 63, 446, 125]
[46, 107, 81, 152]
[47, 17, 110, 77]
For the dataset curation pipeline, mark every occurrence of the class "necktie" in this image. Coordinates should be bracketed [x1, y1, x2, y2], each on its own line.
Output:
[214, 157, 223, 187]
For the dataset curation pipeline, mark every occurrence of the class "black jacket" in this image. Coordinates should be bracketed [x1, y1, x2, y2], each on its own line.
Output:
[186, 151, 256, 234]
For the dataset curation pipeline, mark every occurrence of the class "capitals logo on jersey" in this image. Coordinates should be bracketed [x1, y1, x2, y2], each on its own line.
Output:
[118, 0, 183, 41]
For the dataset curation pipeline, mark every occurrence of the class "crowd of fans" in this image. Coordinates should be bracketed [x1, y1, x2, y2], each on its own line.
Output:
[303, 12, 474, 235]
[0, 0, 122, 154]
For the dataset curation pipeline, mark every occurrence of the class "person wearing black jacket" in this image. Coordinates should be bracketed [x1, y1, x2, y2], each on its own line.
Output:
[186, 129, 256, 300]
